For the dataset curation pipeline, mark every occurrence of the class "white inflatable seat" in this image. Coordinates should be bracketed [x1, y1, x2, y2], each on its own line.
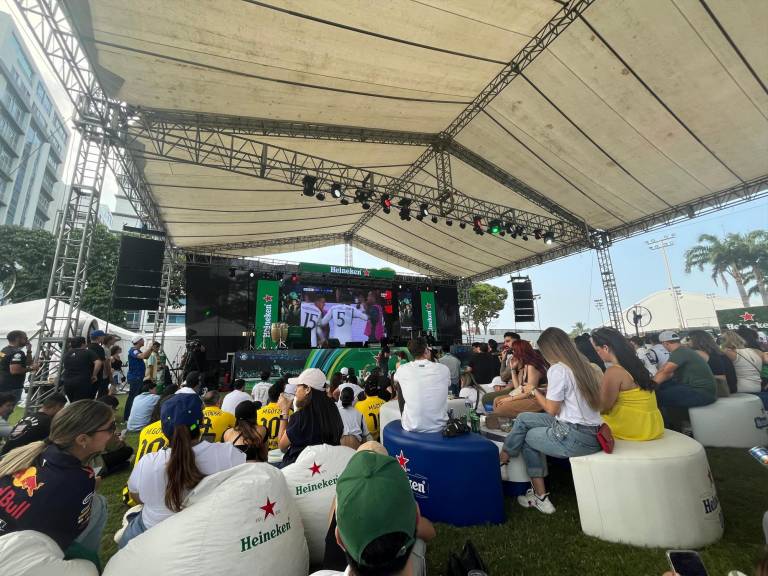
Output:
[571, 430, 723, 548]
[379, 399, 470, 443]
[0, 531, 98, 576]
[689, 393, 767, 448]
[282, 444, 356, 564]
[105, 463, 309, 576]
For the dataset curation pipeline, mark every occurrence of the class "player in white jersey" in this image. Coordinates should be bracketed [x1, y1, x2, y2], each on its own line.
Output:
[300, 297, 327, 347]
[321, 298, 368, 345]
[350, 296, 368, 343]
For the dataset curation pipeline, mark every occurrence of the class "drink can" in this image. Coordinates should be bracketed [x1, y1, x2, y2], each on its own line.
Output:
[749, 446, 768, 466]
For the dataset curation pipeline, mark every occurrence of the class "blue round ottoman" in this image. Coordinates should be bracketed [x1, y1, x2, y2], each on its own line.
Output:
[382, 421, 505, 526]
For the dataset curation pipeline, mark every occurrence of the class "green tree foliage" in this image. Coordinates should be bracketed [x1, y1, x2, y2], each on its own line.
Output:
[463, 283, 508, 334]
[569, 321, 589, 338]
[81, 223, 125, 326]
[0, 226, 56, 302]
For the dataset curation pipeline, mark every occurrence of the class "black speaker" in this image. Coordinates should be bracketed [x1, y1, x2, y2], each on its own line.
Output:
[113, 236, 165, 311]
[286, 326, 311, 349]
[345, 341, 364, 348]
[327, 338, 341, 349]
[511, 277, 535, 323]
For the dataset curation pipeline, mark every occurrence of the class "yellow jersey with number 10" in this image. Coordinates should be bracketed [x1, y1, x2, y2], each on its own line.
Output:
[356, 396, 385, 440]
[256, 402, 285, 451]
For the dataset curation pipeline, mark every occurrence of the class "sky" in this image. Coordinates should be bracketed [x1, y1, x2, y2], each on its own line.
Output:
[5, 3, 766, 332]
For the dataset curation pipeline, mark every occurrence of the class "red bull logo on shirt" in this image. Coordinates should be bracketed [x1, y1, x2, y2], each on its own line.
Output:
[12, 467, 44, 497]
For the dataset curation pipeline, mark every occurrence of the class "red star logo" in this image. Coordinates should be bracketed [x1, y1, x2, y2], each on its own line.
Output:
[363, 269, 370, 277]
[425, 303, 432, 310]
[309, 461, 322, 476]
[263, 295, 273, 303]
[260, 498, 276, 519]
[739, 311, 755, 322]
[395, 450, 409, 470]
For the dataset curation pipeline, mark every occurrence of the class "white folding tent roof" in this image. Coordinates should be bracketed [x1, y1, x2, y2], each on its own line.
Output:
[65, 0, 768, 279]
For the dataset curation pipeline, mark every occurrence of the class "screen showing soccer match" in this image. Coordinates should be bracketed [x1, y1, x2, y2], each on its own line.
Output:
[280, 285, 392, 346]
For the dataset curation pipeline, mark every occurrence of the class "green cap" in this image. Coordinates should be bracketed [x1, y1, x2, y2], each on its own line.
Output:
[335, 451, 417, 566]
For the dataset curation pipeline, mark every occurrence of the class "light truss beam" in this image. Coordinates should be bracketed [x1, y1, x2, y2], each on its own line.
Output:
[349, 0, 596, 233]
[121, 122, 586, 243]
[185, 233, 346, 254]
[464, 173, 768, 282]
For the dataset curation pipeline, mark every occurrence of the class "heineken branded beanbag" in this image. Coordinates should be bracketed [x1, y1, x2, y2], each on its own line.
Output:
[0, 531, 98, 576]
[104, 463, 308, 576]
[281, 444, 356, 564]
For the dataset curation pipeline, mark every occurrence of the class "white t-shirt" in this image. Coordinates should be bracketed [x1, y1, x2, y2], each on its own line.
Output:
[251, 381, 271, 405]
[336, 402, 370, 440]
[321, 304, 368, 345]
[459, 387, 486, 414]
[175, 387, 197, 395]
[221, 389, 252, 415]
[636, 346, 657, 376]
[395, 360, 450, 433]
[351, 303, 368, 343]
[649, 344, 670, 369]
[301, 302, 324, 347]
[128, 441, 245, 529]
[338, 382, 364, 400]
[545, 363, 602, 426]
[733, 348, 763, 393]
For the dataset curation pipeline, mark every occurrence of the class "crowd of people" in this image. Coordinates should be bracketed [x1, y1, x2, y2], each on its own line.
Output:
[0, 322, 765, 574]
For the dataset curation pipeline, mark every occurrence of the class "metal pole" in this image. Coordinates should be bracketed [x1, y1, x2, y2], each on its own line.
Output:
[647, 235, 685, 330]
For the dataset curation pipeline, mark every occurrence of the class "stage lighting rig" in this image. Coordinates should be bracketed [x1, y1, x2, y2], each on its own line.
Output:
[316, 191, 326, 201]
[419, 203, 430, 217]
[399, 206, 412, 221]
[431, 215, 438, 224]
[302, 175, 317, 197]
[330, 183, 342, 199]
[543, 230, 555, 244]
[459, 221, 466, 229]
[488, 220, 502, 235]
[380, 194, 392, 214]
[446, 219, 453, 226]
[533, 228, 543, 240]
[340, 197, 350, 205]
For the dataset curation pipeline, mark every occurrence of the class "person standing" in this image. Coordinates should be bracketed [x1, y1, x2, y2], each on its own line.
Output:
[438, 344, 461, 396]
[145, 342, 161, 384]
[251, 370, 272, 406]
[0, 330, 38, 406]
[109, 345, 125, 394]
[394, 338, 450, 433]
[87, 331, 108, 399]
[124, 337, 152, 421]
[1, 393, 67, 455]
[61, 337, 100, 402]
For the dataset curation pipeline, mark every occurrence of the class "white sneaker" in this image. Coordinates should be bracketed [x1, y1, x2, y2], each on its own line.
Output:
[517, 488, 535, 509]
[531, 492, 556, 514]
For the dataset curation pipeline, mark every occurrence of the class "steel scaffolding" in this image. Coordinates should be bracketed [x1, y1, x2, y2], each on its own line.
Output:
[593, 234, 626, 333]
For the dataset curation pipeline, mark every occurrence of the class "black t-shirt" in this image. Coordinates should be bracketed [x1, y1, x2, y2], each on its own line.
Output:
[0, 346, 27, 391]
[62, 348, 97, 384]
[282, 398, 342, 466]
[0, 444, 96, 551]
[111, 358, 123, 371]
[469, 352, 500, 384]
[88, 343, 106, 379]
[1, 412, 52, 455]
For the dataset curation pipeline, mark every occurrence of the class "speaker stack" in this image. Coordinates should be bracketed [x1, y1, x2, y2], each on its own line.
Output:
[112, 236, 165, 310]
[511, 276, 535, 323]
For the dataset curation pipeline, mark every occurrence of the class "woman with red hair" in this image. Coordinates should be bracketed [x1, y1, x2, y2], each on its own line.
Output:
[490, 340, 549, 418]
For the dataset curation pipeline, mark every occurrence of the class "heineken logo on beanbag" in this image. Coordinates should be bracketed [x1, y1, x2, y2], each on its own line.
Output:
[240, 518, 292, 553]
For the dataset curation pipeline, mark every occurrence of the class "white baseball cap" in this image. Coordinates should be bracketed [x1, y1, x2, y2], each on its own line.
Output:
[131, 336, 145, 344]
[658, 330, 681, 343]
[286, 368, 327, 394]
[340, 367, 349, 376]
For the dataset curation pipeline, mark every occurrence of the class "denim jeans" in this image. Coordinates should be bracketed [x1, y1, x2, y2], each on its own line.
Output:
[655, 382, 715, 428]
[503, 412, 601, 478]
[123, 379, 144, 421]
[751, 390, 768, 410]
[118, 509, 148, 549]
[73, 493, 107, 553]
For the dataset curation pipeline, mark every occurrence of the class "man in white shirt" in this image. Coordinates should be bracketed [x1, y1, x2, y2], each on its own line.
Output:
[629, 336, 657, 376]
[251, 369, 272, 405]
[647, 333, 670, 371]
[394, 338, 449, 433]
[175, 370, 200, 395]
[221, 378, 251, 415]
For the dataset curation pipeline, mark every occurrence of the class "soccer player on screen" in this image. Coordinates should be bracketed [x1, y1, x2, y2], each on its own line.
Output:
[300, 294, 328, 347]
[320, 293, 368, 346]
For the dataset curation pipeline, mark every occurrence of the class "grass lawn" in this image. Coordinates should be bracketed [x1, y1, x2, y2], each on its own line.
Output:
[10, 402, 766, 574]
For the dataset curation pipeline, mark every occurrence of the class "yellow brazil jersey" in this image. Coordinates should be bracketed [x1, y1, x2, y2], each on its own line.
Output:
[356, 395, 385, 440]
[201, 406, 236, 443]
[257, 402, 287, 451]
[134, 419, 168, 467]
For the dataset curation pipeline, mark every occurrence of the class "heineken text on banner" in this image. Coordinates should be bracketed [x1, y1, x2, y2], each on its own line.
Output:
[716, 305, 768, 330]
[420, 291, 437, 337]
[255, 280, 281, 348]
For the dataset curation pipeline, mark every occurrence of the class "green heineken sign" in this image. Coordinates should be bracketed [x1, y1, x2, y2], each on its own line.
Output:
[298, 262, 395, 280]
[420, 291, 437, 336]
[716, 305, 768, 330]
[255, 279, 280, 348]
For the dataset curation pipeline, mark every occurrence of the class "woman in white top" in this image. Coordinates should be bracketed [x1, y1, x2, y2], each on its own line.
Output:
[337, 387, 371, 449]
[458, 372, 486, 414]
[500, 327, 603, 515]
[119, 393, 245, 547]
[721, 328, 767, 408]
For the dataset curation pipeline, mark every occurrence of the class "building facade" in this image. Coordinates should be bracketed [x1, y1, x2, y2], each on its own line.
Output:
[0, 12, 70, 231]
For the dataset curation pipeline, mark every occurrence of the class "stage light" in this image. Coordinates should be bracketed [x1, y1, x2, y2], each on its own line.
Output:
[473, 215, 482, 228]
[316, 191, 326, 201]
[340, 197, 350, 205]
[302, 175, 317, 197]
[399, 207, 411, 221]
[415, 213, 424, 221]
[290, 273, 298, 283]
[505, 222, 514, 234]
[459, 222, 466, 229]
[488, 220, 501, 235]
[229, 267, 237, 279]
[420, 203, 430, 217]
[515, 225, 525, 237]
[543, 230, 555, 244]
[249, 271, 255, 278]
[534, 228, 542, 240]
[381, 194, 392, 214]
[522, 233, 529, 241]
[431, 215, 438, 224]
[330, 183, 342, 198]
[446, 219, 453, 226]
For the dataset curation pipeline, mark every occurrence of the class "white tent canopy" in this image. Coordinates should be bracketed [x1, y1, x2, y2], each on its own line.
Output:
[621, 290, 742, 333]
[63, 0, 767, 279]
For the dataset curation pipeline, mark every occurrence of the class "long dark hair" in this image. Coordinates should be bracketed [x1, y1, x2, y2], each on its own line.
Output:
[340, 386, 355, 408]
[294, 388, 343, 445]
[574, 333, 606, 372]
[736, 325, 762, 350]
[165, 425, 204, 512]
[234, 401, 263, 446]
[688, 330, 722, 357]
[510, 339, 549, 377]
[591, 327, 652, 391]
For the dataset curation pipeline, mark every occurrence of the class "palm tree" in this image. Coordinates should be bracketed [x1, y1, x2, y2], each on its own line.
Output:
[570, 321, 589, 337]
[684, 233, 751, 306]
[742, 231, 768, 306]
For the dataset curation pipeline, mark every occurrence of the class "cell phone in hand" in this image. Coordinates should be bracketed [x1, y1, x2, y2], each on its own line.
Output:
[666, 550, 708, 576]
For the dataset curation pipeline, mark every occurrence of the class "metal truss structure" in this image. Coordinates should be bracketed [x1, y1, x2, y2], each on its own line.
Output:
[592, 235, 625, 333]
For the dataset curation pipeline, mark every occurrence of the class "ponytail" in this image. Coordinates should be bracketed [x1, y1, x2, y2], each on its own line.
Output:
[164, 425, 204, 512]
[340, 386, 355, 409]
[0, 442, 47, 477]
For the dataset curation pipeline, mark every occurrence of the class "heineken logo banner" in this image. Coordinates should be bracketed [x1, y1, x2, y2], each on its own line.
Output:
[420, 291, 437, 336]
[716, 305, 768, 330]
[255, 279, 281, 348]
[298, 262, 395, 279]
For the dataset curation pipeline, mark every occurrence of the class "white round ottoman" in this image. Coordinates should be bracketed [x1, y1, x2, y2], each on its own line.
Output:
[689, 393, 768, 448]
[570, 430, 723, 548]
[379, 399, 470, 443]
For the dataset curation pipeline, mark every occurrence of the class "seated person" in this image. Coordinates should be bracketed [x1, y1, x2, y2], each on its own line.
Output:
[651, 331, 716, 430]
[337, 387, 371, 449]
[591, 328, 664, 441]
[277, 368, 343, 467]
[338, 368, 364, 401]
[0, 400, 114, 561]
[328, 372, 344, 401]
[490, 340, 549, 418]
[223, 400, 268, 461]
[201, 390, 236, 443]
[393, 338, 450, 433]
[175, 370, 200, 395]
[467, 342, 500, 385]
[95, 395, 134, 476]
[126, 380, 160, 432]
[355, 378, 386, 441]
[221, 378, 252, 415]
[120, 393, 245, 547]
[1, 393, 67, 455]
[0, 393, 18, 440]
[688, 330, 733, 397]
[257, 381, 289, 451]
[458, 372, 486, 414]
[315, 446, 435, 576]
